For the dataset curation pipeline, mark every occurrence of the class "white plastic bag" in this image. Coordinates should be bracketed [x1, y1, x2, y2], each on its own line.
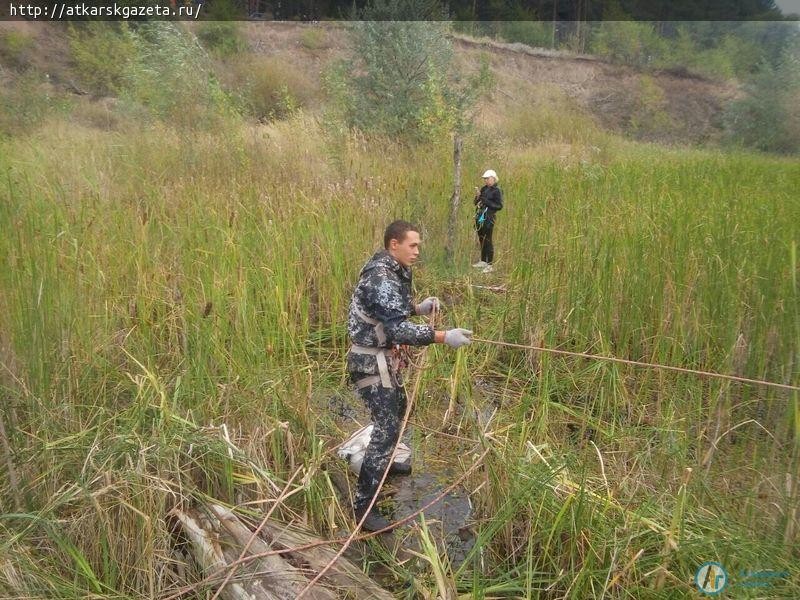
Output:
[337, 424, 411, 476]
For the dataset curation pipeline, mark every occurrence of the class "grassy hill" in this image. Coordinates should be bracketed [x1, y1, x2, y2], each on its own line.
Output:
[1, 21, 740, 145]
[0, 20, 798, 599]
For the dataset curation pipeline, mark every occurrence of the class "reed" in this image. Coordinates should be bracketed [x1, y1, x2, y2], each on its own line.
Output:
[0, 109, 797, 598]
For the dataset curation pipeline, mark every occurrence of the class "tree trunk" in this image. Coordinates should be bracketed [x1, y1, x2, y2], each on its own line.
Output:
[445, 132, 463, 265]
[174, 504, 394, 600]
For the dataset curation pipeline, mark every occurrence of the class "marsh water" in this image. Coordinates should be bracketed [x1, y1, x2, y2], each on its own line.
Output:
[321, 389, 479, 569]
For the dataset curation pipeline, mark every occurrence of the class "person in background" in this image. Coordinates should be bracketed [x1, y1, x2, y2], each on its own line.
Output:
[473, 169, 503, 273]
[346, 220, 473, 531]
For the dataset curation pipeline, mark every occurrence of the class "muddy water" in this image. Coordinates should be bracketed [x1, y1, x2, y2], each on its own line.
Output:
[388, 472, 475, 568]
[318, 389, 480, 568]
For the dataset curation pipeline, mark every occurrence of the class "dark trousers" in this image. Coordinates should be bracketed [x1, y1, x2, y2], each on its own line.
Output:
[350, 379, 407, 512]
[477, 221, 495, 264]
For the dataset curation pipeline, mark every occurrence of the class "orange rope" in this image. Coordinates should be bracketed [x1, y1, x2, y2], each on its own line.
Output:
[472, 337, 800, 393]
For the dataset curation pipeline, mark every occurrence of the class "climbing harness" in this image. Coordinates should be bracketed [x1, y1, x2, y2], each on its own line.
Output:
[349, 346, 396, 388]
[349, 303, 402, 389]
[476, 206, 487, 227]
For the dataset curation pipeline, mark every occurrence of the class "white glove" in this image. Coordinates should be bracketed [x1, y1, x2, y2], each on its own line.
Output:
[415, 296, 440, 316]
[444, 328, 472, 348]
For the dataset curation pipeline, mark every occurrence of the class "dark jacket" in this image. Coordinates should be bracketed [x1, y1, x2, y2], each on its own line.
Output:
[346, 250, 435, 375]
[475, 184, 503, 225]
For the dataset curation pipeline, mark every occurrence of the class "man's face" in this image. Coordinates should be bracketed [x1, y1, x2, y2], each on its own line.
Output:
[483, 176, 496, 186]
[389, 230, 421, 267]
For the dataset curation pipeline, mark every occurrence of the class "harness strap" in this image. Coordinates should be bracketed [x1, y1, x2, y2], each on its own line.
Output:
[352, 304, 387, 346]
[354, 375, 382, 389]
[350, 345, 393, 388]
[477, 206, 488, 226]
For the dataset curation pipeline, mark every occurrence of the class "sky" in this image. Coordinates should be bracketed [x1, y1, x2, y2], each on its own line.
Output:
[775, 0, 800, 16]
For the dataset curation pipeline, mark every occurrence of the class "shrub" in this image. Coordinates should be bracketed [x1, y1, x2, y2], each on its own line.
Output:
[724, 52, 800, 154]
[0, 28, 35, 69]
[492, 21, 555, 49]
[346, 17, 454, 140]
[326, 1, 491, 144]
[590, 21, 667, 68]
[224, 55, 317, 121]
[68, 23, 137, 95]
[121, 23, 236, 128]
[195, 0, 246, 57]
[629, 75, 673, 139]
[197, 22, 247, 58]
[0, 72, 71, 136]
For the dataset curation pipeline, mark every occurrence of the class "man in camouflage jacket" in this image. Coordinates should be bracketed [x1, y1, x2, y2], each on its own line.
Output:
[347, 220, 473, 532]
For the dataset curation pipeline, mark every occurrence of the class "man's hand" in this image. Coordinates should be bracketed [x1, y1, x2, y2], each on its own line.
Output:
[444, 328, 473, 349]
[415, 296, 440, 316]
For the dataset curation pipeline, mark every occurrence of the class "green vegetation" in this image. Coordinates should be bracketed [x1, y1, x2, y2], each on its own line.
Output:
[0, 71, 72, 137]
[458, 20, 798, 81]
[329, 17, 456, 141]
[1, 111, 798, 600]
[195, 0, 248, 59]
[224, 54, 317, 121]
[196, 21, 247, 58]
[0, 18, 798, 600]
[68, 23, 137, 95]
[500, 86, 607, 146]
[0, 28, 34, 68]
[325, 1, 489, 143]
[299, 27, 330, 52]
[121, 24, 234, 128]
[454, 19, 800, 152]
[724, 48, 800, 154]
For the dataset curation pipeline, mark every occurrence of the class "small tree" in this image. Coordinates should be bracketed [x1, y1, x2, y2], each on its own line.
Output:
[122, 23, 234, 128]
[590, 21, 667, 68]
[344, 0, 453, 141]
[329, 0, 492, 262]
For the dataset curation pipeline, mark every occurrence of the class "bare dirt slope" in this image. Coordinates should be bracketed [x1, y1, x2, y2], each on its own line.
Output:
[454, 34, 738, 144]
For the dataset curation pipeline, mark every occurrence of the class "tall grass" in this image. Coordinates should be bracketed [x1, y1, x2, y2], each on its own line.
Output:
[0, 108, 798, 598]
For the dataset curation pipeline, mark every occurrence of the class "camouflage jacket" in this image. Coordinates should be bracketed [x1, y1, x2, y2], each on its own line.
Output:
[346, 250, 435, 376]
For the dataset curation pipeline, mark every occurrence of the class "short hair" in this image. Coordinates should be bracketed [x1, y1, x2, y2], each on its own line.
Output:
[384, 220, 419, 249]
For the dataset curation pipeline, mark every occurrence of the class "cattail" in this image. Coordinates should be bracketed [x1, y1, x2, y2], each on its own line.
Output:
[733, 332, 748, 376]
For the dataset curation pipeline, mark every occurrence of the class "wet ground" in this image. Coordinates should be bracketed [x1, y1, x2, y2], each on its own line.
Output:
[389, 472, 475, 568]
[316, 389, 478, 569]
